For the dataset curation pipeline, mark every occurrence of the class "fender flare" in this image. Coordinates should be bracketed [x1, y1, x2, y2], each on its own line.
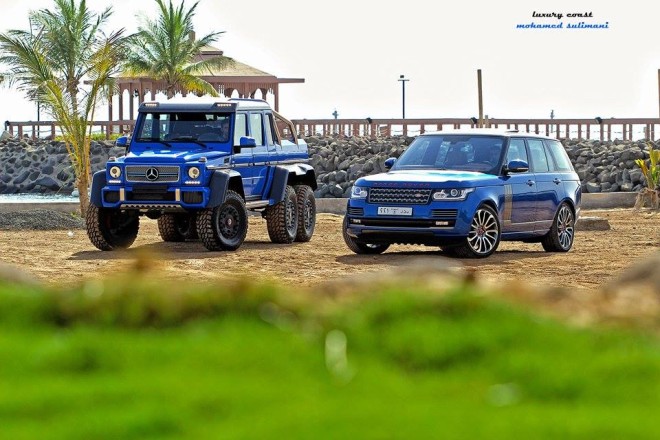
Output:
[268, 164, 317, 202]
[90, 170, 107, 207]
[208, 170, 242, 208]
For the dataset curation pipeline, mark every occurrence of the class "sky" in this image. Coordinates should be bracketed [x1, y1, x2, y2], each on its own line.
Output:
[0, 0, 659, 125]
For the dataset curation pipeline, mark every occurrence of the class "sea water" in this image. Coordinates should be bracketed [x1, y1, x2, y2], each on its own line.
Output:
[0, 194, 79, 203]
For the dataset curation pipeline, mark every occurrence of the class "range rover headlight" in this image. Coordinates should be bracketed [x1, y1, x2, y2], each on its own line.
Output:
[351, 186, 368, 199]
[109, 166, 121, 178]
[188, 166, 200, 179]
[432, 188, 474, 201]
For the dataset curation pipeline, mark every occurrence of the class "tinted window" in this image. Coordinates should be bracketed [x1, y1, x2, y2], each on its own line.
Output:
[137, 112, 231, 144]
[506, 138, 529, 165]
[249, 113, 264, 146]
[544, 139, 573, 171]
[527, 139, 550, 172]
[393, 135, 504, 174]
[234, 113, 247, 145]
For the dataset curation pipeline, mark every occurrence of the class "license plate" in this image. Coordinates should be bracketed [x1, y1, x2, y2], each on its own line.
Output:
[377, 206, 413, 216]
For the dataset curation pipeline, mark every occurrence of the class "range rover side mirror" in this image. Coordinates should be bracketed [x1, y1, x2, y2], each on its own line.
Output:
[384, 157, 396, 170]
[503, 159, 529, 174]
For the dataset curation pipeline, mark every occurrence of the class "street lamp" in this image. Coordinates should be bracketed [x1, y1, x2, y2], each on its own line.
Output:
[398, 74, 409, 119]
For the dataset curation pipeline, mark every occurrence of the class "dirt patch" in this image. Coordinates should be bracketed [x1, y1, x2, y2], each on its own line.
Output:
[0, 209, 657, 290]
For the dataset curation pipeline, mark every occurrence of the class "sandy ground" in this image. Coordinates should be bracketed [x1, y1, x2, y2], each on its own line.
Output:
[0, 208, 658, 292]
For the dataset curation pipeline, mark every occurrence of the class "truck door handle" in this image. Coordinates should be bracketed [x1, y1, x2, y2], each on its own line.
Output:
[526, 180, 535, 186]
[553, 178, 561, 184]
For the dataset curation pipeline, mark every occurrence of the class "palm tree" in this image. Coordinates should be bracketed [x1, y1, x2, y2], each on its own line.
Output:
[124, 0, 234, 98]
[0, 0, 125, 215]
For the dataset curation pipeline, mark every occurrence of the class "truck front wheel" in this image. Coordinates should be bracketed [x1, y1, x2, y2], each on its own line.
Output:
[86, 204, 140, 251]
[197, 190, 248, 251]
[158, 213, 198, 242]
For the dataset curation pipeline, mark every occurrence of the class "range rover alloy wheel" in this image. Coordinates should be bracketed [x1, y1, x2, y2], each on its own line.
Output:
[542, 202, 575, 252]
[197, 190, 248, 251]
[342, 216, 390, 255]
[86, 204, 140, 251]
[453, 205, 501, 258]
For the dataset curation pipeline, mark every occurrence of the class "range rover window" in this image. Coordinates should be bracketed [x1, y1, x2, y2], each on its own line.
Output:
[544, 139, 574, 172]
[506, 139, 529, 165]
[527, 139, 550, 172]
[392, 135, 504, 174]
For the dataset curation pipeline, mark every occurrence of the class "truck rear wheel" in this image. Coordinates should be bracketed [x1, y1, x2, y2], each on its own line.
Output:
[197, 190, 248, 251]
[158, 213, 198, 242]
[86, 204, 140, 251]
[264, 185, 298, 243]
[294, 184, 315, 242]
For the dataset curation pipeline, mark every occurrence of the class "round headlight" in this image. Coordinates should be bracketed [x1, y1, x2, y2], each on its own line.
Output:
[188, 167, 200, 179]
[450, 189, 459, 197]
[109, 166, 121, 178]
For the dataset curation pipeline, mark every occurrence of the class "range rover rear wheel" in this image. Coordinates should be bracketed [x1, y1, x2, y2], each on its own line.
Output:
[264, 185, 298, 244]
[157, 213, 198, 242]
[541, 203, 575, 252]
[197, 190, 248, 251]
[342, 216, 390, 255]
[86, 204, 140, 251]
[453, 205, 501, 258]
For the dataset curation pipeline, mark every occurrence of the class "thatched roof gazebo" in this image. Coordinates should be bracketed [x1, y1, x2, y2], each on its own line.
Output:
[109, 42, 304, 122]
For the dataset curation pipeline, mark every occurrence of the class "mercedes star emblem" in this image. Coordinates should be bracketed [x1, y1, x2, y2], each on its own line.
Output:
[145, 167, 159, 181]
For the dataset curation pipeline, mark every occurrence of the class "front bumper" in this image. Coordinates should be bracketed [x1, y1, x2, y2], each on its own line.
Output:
[344, 198, 475, 245]
[100, 184, 209, 211]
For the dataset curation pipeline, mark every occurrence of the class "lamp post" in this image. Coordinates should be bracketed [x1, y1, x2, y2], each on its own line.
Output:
[398, 74, 409, 119]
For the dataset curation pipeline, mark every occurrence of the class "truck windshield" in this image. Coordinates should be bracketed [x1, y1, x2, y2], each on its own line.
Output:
[392, 135, 505, 174]
[135, 112, 232, 146]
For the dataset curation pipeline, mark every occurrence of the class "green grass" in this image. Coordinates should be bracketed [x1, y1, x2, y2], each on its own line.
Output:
[1, 275, 659, 439]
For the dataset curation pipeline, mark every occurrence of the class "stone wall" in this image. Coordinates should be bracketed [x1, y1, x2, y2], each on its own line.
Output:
[0, 135, 655, 196]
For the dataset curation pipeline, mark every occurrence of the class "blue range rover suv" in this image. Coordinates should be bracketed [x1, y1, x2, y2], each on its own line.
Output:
[343, 130, 581, 258]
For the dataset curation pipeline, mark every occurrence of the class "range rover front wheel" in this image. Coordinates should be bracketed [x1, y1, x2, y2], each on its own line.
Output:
[342, 216, 390, 255]
[452, 205, 501, 258]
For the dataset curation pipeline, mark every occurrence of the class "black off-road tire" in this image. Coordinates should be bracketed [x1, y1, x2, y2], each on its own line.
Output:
[157, 213, 198, 242]
[453, 205, 501, 258]
[196, 191, 248, 251]
[264, 185, 298, 244]
[294, 184, 316, 242]
[342, 216, 390, 254]
[541, 202, 575, 252]
[86, 204, 140, 251]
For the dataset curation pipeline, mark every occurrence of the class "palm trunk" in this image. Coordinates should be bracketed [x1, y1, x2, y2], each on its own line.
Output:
[77, 172, 90, 217]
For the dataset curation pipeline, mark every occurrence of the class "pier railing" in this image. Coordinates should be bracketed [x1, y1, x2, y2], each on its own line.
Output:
[291, 117, 660, 141]
[5, 117, 660, 142]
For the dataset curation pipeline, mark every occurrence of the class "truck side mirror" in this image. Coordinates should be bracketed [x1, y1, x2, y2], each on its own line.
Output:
[384, 157, 396, 170]
[234, 136, 257, 153]
[115, 136, 128, 148]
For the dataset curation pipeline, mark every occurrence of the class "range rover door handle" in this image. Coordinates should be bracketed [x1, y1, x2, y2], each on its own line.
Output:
[553, 178, 562, 184]
[526, 180, 535, 186]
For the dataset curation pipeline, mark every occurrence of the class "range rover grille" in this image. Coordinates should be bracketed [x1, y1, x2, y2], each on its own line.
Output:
[368, 188, 432, 205]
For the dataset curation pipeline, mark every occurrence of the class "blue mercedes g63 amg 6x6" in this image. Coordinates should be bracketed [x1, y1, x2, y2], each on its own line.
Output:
[86, 98, 317, 251]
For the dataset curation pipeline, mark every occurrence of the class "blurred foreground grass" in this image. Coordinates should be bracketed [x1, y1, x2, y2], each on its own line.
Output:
[1, 267, 659, 439]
